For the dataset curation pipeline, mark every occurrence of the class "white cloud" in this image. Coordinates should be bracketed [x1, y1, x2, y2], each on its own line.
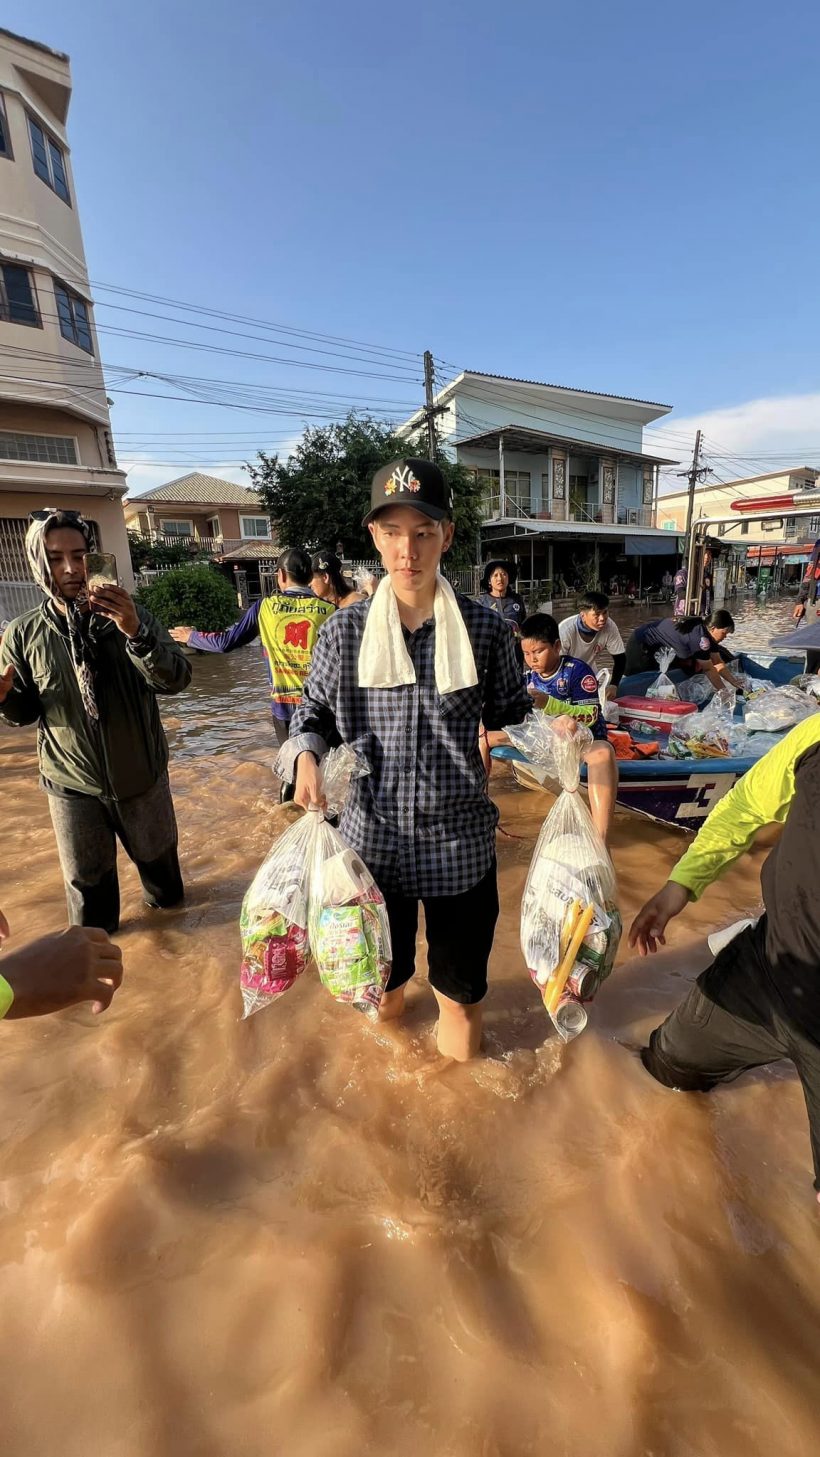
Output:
[651, 390, 820, 495]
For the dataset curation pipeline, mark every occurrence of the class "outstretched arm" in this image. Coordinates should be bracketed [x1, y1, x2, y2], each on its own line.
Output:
[170, 599, 262, 653]
[629, 717, 820, 954]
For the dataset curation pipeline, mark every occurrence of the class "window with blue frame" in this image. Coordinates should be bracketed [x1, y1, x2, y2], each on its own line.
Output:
[27, 114, 70, 203]
[54, 281, 93, 352]
[0, 263, 40, 327]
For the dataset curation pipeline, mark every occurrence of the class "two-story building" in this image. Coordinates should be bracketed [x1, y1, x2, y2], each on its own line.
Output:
[0, 28, 132, 627]
[123, 472, 274, 550]
[399, 370, 679, 591]
[658, 467, 820, 588]
[123, 472, 277, 598]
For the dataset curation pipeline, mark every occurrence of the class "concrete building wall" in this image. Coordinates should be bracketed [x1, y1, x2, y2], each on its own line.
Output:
[657, 470, 820, 545]
[123, 502, 271, 540]
[0, 29, 131, 596]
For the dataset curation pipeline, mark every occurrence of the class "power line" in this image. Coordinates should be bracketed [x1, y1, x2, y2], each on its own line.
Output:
[54, 275, 425, 364]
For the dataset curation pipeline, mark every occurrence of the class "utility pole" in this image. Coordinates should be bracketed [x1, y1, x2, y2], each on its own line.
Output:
[421, 350, 449, 461]
[677, 429, 711, 615]
[683, 429, 703, 546]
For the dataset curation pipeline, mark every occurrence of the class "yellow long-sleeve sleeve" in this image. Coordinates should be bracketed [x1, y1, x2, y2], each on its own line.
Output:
[669, 715, 820, 900]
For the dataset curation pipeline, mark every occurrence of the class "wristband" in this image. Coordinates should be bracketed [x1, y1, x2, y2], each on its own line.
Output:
[0, 973, 14, 1019]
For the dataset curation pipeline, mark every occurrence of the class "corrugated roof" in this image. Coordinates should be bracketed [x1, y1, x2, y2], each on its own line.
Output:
[460, 370, 672, 410]
[221, 540, 278, 561]
[456, 423, 678, 467]
[125, 473, 262, 506]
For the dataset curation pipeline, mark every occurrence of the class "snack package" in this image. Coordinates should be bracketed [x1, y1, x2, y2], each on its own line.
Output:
[665, 687, 737, 760]
[744, 685, 820, 733]
[503, 717, 621, 1041]
[646, 647, 680, 701]
[240, 746, 390, 1018]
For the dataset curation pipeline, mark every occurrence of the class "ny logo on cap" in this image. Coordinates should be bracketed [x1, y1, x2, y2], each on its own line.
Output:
[384, 465, 421, 496]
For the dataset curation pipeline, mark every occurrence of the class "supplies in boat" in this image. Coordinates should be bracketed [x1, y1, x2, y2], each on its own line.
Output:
[791, 673, 820, 699]
[664, 687, 736, 760]
[684, 675, 716, 706]
[606, 726, 661, 761]
[240, 745, 390, 1019]
[502, 716, 621, 1042]
[617, 694, 698, 737]
[743, 684, 820, 733]
[645, 647, 680, 701]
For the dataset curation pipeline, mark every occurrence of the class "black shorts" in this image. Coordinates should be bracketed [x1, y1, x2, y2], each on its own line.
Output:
[383, 860, 500, 1006]
[641, 922, 820, 1190]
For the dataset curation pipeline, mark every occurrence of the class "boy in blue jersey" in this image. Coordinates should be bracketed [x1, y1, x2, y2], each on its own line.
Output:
[488, 613, 618, 841]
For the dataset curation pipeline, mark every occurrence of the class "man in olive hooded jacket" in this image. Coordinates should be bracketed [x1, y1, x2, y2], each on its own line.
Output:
[0, 511, 191, 933]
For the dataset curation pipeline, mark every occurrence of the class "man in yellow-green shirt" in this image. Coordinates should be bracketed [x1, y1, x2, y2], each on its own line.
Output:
[630, 715, 820, 1200]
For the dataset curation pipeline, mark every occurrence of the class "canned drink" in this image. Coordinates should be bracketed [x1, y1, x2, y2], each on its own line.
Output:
[568, 965, 598, 1001]
[551, 993, 588, 1042]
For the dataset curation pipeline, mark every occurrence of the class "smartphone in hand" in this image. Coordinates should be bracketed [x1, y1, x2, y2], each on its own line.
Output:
[83, 551, 118, 590]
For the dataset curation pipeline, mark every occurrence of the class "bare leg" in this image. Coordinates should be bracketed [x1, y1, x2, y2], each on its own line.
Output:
[379, 986, 406, 1022]
[584, 741, 617, 843]
[433, 989, 482, 1061]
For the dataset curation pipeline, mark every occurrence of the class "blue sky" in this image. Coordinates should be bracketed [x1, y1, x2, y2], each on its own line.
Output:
[9, 0, 820, 493]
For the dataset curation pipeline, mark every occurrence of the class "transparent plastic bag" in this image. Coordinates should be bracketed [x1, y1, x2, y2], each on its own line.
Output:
[307, 822, 391, 1021]
[730, 729, 786, 759]
[504, 716, 621, 1042]
[353, 567, 379, 596]
[685, 675, 715, 706]
[791, 673, 820, 699]
[665, 687, 737, 760]
[646, 647, 680, 701]
[240, 746, 390, 1018]
[239, 813, 312, 1017]
[743, 685, 819, 733]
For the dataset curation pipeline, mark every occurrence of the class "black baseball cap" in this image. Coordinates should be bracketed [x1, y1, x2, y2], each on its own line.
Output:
[363, 457, 454, 527]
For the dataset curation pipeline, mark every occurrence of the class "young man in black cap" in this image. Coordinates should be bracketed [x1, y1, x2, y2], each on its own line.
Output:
[278, 457, 530, 1061]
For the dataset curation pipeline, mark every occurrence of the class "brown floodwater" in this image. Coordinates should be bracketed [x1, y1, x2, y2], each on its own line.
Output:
[2, 592, 819, 1457]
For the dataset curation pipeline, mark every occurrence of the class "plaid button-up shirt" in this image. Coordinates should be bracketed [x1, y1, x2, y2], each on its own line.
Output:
[280, 594, 530, 897]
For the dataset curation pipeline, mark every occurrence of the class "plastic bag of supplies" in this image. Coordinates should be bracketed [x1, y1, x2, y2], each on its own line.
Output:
[743, 685, 819, 733]
[664, 686, 737, 759]
[502, 716, 621, 1041]
[240, 746, 391, 1018]
[646, 647, 679, 701]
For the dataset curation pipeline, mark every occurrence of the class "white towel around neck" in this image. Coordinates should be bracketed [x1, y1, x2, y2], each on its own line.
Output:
[357, 571, 479, 694]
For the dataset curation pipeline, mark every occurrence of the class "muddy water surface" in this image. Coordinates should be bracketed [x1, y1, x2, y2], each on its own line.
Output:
[2, 593, 819, 1457]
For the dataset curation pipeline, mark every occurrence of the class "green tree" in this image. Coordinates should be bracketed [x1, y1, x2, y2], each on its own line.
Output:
[246, 413, 483, 567]
[127, 532, 203, 573]
[136, 565, 238, 631]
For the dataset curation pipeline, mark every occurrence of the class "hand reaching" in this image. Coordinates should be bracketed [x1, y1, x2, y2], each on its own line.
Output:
[628, 882, 691, 957]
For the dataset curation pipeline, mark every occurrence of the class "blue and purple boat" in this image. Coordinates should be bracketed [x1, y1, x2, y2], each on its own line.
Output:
[492, 651, 806, 833]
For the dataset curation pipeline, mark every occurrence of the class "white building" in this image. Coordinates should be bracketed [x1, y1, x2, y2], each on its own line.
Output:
[0, 27, 131, 626]
[399, 370, 679, 589]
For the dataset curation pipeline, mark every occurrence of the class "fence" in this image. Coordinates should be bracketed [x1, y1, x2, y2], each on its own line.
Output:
[0, 579, 40, 628]
[347, 560, 481, 596]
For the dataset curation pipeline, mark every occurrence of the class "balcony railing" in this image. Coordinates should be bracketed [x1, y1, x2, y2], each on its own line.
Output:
[482, 499, 653, 528]
[128, 530, 275, 557]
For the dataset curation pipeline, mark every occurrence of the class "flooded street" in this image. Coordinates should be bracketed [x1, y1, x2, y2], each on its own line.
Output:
[2, 591, 819, 1457]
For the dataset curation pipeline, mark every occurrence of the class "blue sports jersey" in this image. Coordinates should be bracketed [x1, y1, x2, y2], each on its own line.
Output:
[529, 654, 607, 740]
